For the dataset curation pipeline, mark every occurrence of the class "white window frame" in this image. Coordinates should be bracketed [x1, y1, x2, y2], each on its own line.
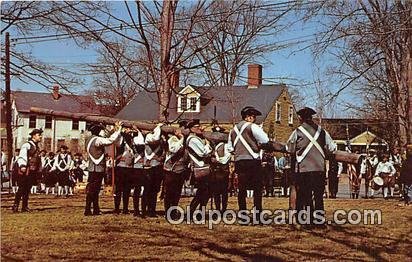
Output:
[275, 102, 281, 122]
[288, 105, 294, 125]
[178, 96, 188, 112]
[177, 95, 200, 113]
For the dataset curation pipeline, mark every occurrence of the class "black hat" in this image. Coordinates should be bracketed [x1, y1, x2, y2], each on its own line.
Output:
[29, 128, 43, 136]
[241, 106, 262, 119]
[187, 119, 200, 129]
[178, 119, 188, 128]
[60, 145, 68, 150]
[212, 126, 225, 133]
[296, 107, 316, 119]
[48, 152, 55, 157]
[88, 123, 105, 135]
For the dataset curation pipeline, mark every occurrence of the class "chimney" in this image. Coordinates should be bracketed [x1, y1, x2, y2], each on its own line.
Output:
[171, 70, 180, 90]
[52, 85, 60, 100]
[248, 64, 262, 88]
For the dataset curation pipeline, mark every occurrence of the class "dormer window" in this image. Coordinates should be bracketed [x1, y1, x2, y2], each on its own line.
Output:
[189, 97, 197, 111]
[180, 96, 188, 111]
[177, 85, 200, 113]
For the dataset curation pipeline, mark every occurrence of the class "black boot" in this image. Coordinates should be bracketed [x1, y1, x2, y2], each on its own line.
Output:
[12, 196, 20, 212]
[133, 193, 140, 217]
[114, 194, 121, 214]
[93, 192, 101, 215]
[84, 194, 92, 216]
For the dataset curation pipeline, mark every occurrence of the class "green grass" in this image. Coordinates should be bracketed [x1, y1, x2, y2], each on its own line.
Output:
[1, 194, 411, 261]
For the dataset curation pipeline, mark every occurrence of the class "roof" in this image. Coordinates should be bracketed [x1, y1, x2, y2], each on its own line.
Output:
[116, 84, 286, 122]
[12, 90, 101, 115]
[350, 131, 387, 145]
[317, 118, 387, 142]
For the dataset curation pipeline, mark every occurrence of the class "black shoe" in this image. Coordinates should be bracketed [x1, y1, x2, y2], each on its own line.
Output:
[122, 210, 130, 215]
[21, 208, 31, 213]
[133, 211, 140, 217]
[84, 210, 93, 216]
[113, 209, 121, 215]
[93, 211, 102, 216]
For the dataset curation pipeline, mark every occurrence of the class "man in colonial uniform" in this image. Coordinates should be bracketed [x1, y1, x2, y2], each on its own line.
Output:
[143, 123, 165, 217]
[71, 153, 87, 183]
[84, 122, 122, 216]
[278, 152, 292, 197]
[261, 151, 276, 197]
[374, 154, 396, 199]
[12, 128, 43, 212]
[163, 120, 189, 219]
[52, 145, 72, 196]
[286, 107, 336, 225]
[227, 106, 269, 219]
[126, 129, 147, 217]
[113, 127, 135, 214]
[44, 152, 57, 195]
[186, 119, 213, 219]
[10, 148, 20, 194]
[211, 126, 231, 212]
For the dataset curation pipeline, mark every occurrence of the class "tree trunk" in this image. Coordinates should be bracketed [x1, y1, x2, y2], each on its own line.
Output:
[158, 0, 177, 121]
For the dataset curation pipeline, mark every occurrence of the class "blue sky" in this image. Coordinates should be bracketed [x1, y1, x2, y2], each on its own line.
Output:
[5, 2, 356, 117]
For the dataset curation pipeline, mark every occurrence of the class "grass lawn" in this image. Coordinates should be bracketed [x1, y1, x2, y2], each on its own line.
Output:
[1, 193, 411, 261]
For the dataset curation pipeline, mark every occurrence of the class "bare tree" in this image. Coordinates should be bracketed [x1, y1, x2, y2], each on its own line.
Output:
[3, 1, 304, 124]
[86, 42, 150, 115]
[304, 0, 411, 149]
[1, 1, 108, 93]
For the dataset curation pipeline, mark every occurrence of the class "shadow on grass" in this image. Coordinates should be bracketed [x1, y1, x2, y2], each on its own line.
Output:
[303, 224, 412, 261]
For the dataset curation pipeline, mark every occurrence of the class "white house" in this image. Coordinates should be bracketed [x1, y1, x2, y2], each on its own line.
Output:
[10, 86, 101, 153]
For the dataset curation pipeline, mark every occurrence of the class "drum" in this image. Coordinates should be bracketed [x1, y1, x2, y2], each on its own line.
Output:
[371, 176, 384, 190]
[380, 172, 395, 187]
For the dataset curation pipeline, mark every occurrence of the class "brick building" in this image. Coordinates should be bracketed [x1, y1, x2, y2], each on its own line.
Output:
[116, 64, 299, 143]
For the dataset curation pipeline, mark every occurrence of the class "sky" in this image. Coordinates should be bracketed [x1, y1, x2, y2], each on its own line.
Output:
[3, 1, 357, 118]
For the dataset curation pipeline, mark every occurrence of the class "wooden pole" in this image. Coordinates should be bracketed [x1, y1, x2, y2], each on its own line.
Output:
[29, 107, 362, 164]
[111, 144, 115, 196]
[5, 32, 13, 173]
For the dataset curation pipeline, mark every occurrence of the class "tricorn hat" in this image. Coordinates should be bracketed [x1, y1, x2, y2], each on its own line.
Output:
[178, 119, 188, 128]
[296, 107, 316, 119]
[241, 106, 262, 119]
[88, 123, 105, 135]
[29, 128, 43, 136]
[187, 119, 200, 129]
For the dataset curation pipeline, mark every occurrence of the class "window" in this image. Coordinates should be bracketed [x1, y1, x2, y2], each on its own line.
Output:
[180, 96, 187, 111]
[72, 120, 79, 130]
[275, 102, 281, 122]
[45, 116, 52, 129]
[86, 122, 91, 131]
[29, 115, 36, 128]
[178, 95, 200, 113]
[288, 106, 294, 125]
[189, 97, 197, 111]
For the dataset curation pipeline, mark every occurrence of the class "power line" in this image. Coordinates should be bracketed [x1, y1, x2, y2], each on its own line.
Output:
[10, 0, 316, 44]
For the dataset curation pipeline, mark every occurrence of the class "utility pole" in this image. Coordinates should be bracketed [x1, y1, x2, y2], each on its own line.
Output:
[5, 32, 13, 172]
